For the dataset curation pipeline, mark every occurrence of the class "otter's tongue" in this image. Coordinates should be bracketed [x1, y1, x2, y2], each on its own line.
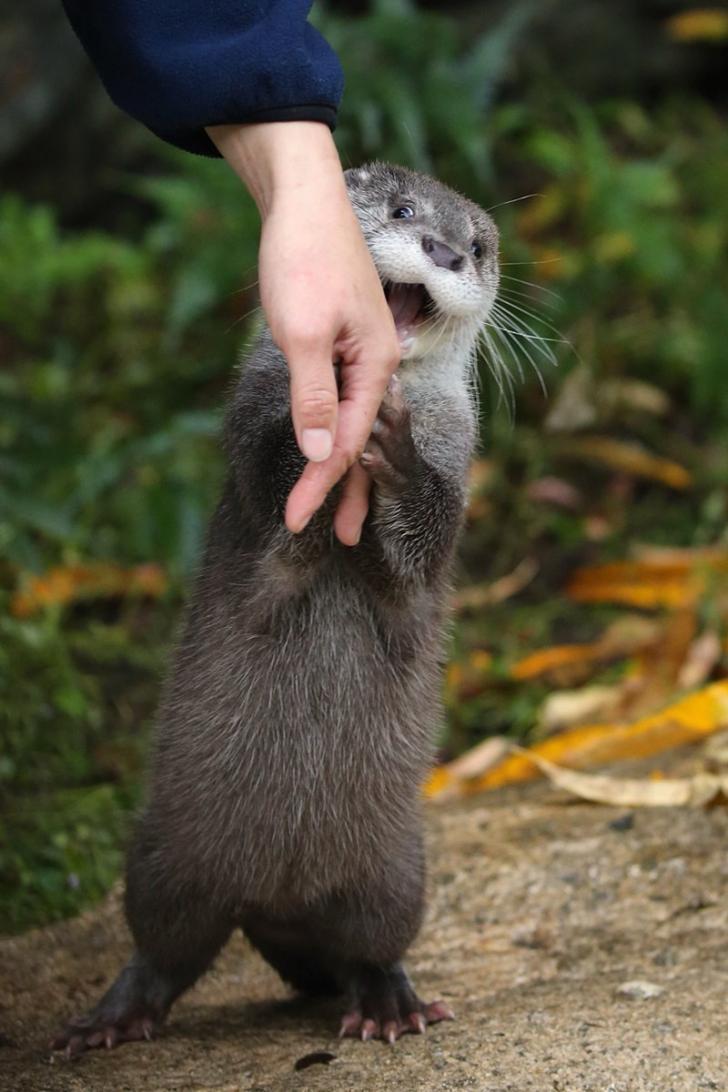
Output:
[386, 283, 426, 332]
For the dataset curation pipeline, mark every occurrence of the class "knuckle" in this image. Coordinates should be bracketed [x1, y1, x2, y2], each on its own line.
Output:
[279, 320, 329, 355]
[297, 387, 338, 419]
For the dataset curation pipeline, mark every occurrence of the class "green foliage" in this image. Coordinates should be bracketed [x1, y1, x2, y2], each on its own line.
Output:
[1, 783, 130, 932]
[487, 96, 728, 426]
[0, 598, 162, 931]
[2, 1, 728, 933]
[320, 0, 539, 185]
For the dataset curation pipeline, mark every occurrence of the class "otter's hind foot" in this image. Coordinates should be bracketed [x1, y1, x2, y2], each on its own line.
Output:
[338, 964, 454, 1044]
[52, 1012, 159, 1058]
[50, 956, 173, 1058]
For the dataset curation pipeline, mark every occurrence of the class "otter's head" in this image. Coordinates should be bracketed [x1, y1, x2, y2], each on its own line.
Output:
[346, 163, 499, 362]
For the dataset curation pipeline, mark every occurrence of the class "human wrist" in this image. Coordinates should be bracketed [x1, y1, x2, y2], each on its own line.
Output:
[205, 121, 347, 219]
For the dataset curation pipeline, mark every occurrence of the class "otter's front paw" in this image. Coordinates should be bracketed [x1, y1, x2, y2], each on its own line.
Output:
[360, 376, 419, 491]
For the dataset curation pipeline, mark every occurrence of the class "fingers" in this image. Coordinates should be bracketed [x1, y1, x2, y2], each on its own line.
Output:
[284, 341, 339, 463]
[335, 352, 397, 470]
[333, 464, 371, 545]
[284, 387, 387, 536]
[285, 455, 347, 534]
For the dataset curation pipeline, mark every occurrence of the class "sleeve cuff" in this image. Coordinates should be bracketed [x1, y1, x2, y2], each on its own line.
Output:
[164, 104, 339, 158]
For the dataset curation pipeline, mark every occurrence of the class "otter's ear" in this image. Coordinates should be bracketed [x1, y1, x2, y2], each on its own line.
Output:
[344, 167, 372, 191]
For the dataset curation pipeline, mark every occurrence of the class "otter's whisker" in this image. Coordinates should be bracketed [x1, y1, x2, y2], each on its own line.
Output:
[493, 299, 567, 349]
[498, 284, 560, 312]
[489, 312, 562, 368]
[486, 321, 549, 395]
[494, 294, 565, 334]
[421, 309, 460, 365]
[500, 273, 561, 300]
[225, 305, 264, 336]
[488, 314, 559, 379]
[480, 325, 520, 405]
[499, 257, 563, 267]
[485, 193, 542, 213]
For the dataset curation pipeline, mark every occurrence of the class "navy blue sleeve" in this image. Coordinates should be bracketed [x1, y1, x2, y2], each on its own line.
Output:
[62, 0, 344, 156]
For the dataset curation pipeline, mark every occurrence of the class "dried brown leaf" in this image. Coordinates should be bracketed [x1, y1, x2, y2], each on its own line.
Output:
[424, 737, 510, 802]
[557, 436, 692, 490]
[455, 558, 539, 613]
[513, 747, 727, 807]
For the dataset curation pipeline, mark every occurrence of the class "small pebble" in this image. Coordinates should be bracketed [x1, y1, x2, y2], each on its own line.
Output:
[608, 812, 634, 832]
[616, 980, 664, 1000]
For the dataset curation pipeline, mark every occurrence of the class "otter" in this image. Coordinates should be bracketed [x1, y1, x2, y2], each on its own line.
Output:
[52, 162, 499, 1054]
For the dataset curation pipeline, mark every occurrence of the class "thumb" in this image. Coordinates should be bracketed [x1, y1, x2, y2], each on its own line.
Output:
[287, 348, 339, 463]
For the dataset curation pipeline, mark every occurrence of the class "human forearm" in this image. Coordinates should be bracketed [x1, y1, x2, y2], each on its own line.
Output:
[208, 121, 400, 543]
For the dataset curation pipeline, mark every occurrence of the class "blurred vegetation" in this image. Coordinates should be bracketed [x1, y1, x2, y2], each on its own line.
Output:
[1, 0, 728, 932]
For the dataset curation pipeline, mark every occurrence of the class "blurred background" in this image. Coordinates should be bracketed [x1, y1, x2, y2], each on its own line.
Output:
[1, 0, 727, 933]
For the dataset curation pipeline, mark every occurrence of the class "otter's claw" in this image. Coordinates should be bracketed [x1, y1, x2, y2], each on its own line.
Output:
[338, 964, 453, 1044]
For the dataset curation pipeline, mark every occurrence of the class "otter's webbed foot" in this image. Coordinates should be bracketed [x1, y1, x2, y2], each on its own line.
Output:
[51, 957, 171, 1058]
[338, 963, 454, 1044]
[360, 376, 420, 492]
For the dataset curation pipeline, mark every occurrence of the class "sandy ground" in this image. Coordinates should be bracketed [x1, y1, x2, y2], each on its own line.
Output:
[2, 768, 727, 1092]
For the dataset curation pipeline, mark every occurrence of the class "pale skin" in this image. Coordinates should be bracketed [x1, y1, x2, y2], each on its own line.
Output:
[206, 121, 401, 545]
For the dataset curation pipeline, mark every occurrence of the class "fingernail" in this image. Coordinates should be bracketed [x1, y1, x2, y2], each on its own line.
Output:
[302, 428, 333, 462]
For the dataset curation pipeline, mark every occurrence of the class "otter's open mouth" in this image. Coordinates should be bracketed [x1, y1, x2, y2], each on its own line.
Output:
[383, 282, 435, 335]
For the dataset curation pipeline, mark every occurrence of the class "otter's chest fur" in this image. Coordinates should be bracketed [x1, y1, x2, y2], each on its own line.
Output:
[148, 496, 453, 907]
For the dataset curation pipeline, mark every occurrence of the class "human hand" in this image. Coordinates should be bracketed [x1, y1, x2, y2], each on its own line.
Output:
[207, 121, 400, 545]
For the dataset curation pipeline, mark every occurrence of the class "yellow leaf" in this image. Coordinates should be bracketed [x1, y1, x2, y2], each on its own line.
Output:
[666, 9, 728, 41]
[11, 563, 167, 617]
[557, 436, 692, 489]
[511, 615, 660, 681]
[465, 681, 728, 794]
[566, 555, 728, 610]
[570, 578, 697, 609]
[511, 642, 606, 680]
[422, 765, 454, 799]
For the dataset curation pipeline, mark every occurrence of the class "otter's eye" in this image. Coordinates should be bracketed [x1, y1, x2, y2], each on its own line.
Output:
[470, 240, 483, 260]
[392, 205, 415, 219]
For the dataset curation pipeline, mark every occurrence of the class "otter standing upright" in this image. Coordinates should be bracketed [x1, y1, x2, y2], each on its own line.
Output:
[54, 163, 499, 1053]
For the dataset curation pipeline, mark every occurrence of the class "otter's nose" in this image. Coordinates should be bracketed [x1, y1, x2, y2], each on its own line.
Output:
[422, 236, 464, 272]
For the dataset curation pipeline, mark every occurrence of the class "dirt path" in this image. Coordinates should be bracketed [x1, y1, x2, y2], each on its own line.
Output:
[2, 771, 727, 1092]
